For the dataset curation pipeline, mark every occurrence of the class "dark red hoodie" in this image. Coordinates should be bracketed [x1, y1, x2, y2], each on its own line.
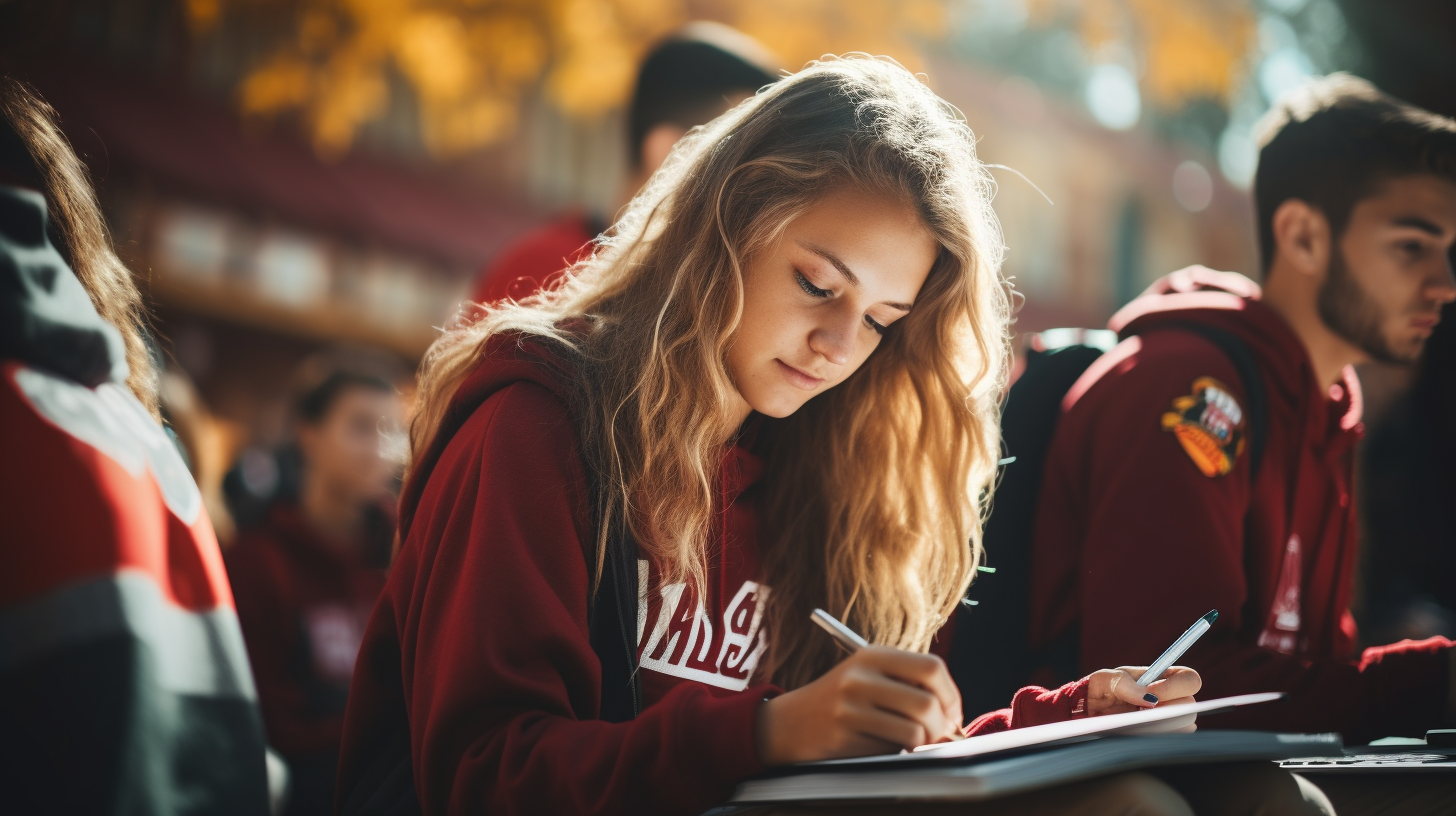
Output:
[1030, 266, 1452, 743]
[336, 336, 1092, 816]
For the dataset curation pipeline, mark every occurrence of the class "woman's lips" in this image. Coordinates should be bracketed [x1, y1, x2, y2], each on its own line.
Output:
[776, 359, 824, 391]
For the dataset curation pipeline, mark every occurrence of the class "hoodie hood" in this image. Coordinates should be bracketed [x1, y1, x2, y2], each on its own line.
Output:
[397, 334, 575, 541]
[1108, 265, 1361, 436]
[0, 184, 127, 387]
[397, 333, 765, 543]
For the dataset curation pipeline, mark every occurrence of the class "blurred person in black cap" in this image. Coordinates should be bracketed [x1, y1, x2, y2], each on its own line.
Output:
[226, 360, 403, 816]
[0, 77, 270, 814]
[469, 21, 778, 305]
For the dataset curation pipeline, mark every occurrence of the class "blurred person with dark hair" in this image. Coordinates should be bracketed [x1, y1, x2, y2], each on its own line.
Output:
[1026, 74, 1456, 806]
[469, 21, 778, 305]
[0, 78, 270, 814]
[227, 368, 402, 816]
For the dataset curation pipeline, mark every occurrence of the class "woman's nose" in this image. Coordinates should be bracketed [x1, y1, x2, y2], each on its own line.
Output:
[808, 312, 857, 366]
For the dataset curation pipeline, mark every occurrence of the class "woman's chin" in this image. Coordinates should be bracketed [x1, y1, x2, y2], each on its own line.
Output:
[749, 392, 812, 419]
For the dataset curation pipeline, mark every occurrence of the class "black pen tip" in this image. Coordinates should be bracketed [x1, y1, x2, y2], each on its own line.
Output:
[1203, 610, 1219, 624]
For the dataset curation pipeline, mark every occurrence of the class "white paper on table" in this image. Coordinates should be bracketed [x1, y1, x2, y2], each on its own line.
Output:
[802, 691, 1286, 768]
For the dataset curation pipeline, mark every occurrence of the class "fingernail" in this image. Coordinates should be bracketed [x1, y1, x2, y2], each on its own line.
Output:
[1143, 693, 1159, 704]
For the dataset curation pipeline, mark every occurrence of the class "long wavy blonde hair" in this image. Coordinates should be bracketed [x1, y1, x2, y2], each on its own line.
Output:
[411, 55, 1010, 689]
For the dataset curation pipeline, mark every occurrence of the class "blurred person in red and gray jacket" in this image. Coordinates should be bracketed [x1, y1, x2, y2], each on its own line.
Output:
[1029, 74, 1456, 751]
[227, 368, 401, 816]
[469, 22, 778, 306]
[0, 77, 269, 814]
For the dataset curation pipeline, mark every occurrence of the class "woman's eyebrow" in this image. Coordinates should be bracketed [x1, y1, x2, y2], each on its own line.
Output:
[800, 241, 860, 285]
[797, 240, 913, 312]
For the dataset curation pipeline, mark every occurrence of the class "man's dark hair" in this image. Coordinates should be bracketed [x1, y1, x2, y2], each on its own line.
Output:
[1254, 73, 1456, 271]
[295, 370, 393, 425]
[628, 22, 777, 168]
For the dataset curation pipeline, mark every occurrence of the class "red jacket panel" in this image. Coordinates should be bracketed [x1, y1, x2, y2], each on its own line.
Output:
[1, 361, 269, 814]
[1030, 267, 1451, 743]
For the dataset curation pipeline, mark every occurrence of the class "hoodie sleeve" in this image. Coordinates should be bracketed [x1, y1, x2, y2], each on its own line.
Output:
[386, 381, 770, 816]
[1034, 335, 1449, 743]
[964, 677, 1093, 736]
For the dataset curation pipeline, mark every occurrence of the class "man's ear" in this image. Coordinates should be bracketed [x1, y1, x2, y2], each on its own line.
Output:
[1271, 198, 1332, 282]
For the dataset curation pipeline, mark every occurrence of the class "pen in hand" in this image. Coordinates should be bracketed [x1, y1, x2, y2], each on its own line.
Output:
[1137, 609, 1218, 690]
[810, 608, 965, 741]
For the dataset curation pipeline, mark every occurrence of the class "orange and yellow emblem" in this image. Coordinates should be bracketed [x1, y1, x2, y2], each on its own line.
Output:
[1161, 377, 1246, 477]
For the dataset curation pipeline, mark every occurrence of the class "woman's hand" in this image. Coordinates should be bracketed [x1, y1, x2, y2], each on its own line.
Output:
[1087, 666, 1201, 730]
[755, 646, 963, 765]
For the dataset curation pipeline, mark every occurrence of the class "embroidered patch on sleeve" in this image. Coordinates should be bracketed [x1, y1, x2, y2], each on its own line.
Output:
[1160, 376, 1246, 477]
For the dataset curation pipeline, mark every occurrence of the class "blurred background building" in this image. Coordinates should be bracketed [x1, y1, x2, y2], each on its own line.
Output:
[1, 0, 1452, 630]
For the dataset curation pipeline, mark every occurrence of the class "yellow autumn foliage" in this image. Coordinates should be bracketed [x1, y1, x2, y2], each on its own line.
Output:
[198, 0, 1256, 157]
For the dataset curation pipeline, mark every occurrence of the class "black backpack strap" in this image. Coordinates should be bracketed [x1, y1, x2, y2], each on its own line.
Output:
[1167, 323, 1269, 480]
[588, 519, 643, 722]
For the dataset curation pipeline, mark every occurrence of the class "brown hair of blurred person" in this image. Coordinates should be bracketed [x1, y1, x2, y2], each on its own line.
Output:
[0, 76, 158, 417]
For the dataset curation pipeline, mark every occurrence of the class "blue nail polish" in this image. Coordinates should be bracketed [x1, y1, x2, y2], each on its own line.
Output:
[1143, 693, 1159, 704]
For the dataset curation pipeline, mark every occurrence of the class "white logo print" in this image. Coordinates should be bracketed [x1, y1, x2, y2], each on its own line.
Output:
[635, 560, 768, 691]
[1257, 534, 1302, 654]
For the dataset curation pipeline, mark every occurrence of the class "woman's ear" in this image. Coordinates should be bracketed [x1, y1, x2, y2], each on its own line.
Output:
[1271, 198, 1331, 282]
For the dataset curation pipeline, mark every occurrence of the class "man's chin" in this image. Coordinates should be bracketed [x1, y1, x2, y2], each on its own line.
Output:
[1363, 335, 1424, 366]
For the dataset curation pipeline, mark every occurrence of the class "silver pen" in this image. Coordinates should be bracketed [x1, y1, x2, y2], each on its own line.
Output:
[811, 607, 870, 652]
[1137, 610, 1218, 687]
[810, 607, 964, 741]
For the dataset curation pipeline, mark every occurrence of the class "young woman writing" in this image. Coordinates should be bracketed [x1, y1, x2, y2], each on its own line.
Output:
[335, 57, 1326, 816]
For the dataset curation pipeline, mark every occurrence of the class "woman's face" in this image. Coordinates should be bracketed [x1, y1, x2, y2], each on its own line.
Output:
[726, 187, 938, 421]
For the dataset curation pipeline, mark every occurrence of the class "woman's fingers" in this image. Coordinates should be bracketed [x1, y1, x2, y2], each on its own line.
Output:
[842, 660, 959, 742]
[1105, 668, 1162, 709]
[1130, 666, 1202, 702]
[860, 647, 964, 727]
[845, 702, 934, 750]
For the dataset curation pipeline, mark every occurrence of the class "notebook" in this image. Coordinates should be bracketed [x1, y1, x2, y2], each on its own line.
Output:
[732, 731, 1343, 803]
[729, 692, 1327, 804]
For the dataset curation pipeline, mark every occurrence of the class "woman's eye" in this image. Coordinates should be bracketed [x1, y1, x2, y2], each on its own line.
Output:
[865, 315, 887, 336]
[795, 269, 831, 298]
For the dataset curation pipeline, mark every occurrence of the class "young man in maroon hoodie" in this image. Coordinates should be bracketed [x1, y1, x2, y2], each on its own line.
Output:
[228, 369, 401, 816]
[1029, 73, 1456, 765]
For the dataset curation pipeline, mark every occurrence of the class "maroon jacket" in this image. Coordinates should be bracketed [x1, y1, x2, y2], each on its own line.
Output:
[228, 504, 388, 759]
[1031, 266, 1452, 743]
[336, 336, 1092, 816]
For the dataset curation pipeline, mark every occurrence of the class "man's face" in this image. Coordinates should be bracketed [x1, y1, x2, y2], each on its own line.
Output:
[1319, 175, 1456, 364]
[299, 386, 403, 504]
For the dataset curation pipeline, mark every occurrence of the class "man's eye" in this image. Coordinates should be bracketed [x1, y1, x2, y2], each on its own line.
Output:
[795, 269, 831, 298]
[1399, 240, 1426, 258]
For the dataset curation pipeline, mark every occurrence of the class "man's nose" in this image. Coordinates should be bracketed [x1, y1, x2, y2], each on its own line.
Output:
[1428, 252, 1456, 304]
